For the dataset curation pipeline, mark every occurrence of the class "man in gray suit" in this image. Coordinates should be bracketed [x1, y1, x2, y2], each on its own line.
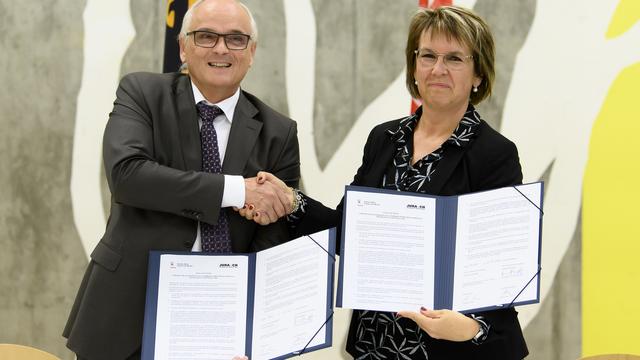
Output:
[63, 1, 297, 359]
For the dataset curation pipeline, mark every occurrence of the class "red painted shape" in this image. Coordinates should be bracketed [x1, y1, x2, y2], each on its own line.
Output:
[419, 0, 453, 8]
[411, 98, 422, 114]
[432, 0, 453, 7]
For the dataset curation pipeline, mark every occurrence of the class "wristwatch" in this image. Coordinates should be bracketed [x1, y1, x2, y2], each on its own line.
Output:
[470, 316, 489, 344]
[472, 326, 485, 342]
[289, 187, 302, 214]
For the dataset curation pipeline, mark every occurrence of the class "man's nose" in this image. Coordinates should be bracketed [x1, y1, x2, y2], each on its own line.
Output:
[212, 37, 229, 53]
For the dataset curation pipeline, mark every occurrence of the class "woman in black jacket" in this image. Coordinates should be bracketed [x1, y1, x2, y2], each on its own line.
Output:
[241, 6, 528, 360]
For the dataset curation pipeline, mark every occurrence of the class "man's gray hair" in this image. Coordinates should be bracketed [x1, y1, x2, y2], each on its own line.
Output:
[179, 0, 258, 42]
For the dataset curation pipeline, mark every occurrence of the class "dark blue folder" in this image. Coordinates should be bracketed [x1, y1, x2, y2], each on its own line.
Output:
[337, 183, 543, 314]
[142, 229, 336, 360]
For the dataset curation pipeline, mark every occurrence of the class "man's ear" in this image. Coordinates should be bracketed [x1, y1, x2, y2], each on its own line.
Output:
[248, 41, 257, 67]
[179, 37, 186, 63]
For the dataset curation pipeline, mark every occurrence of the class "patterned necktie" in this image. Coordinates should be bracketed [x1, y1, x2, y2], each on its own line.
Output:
[196, 101, 232, 253]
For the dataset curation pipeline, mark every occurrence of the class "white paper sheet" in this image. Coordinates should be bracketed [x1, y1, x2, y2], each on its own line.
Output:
[342, 190, 436, 312]
[154, 255, 248, 360]
[452, 183, 541, 311]
[251, 230, 331, 359]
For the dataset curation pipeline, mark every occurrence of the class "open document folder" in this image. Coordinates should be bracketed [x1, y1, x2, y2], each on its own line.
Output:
[337, 183, 543, 314]
[141, 229, 336, 360]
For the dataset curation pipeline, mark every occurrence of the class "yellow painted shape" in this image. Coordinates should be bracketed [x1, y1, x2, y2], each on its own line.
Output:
[583, 62, 640, 356]
[606, 0, 640, 38]
[166, 0, 197, 28]
[166, 0, 175, 28]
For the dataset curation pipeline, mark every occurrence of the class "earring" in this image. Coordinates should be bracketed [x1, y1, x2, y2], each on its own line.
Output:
[414, 80, 418, 85]
[473, 86, 478, 93]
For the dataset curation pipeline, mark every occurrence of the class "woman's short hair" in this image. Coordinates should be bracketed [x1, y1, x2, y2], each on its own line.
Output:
[405, 6, 495, 105]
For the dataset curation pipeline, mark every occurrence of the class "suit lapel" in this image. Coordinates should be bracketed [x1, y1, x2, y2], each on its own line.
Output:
[363, 123, 467, 195]
[423, 120, 485, 195]
[225, 91, 262, 253]
[222, 91, 262, 175]
[175, 75, 202, 171]
[363, 136, 395, 188]
[422, 144, 465, 195]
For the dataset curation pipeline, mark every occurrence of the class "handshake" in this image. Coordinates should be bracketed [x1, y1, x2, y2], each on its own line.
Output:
[238, 171, 295, 225]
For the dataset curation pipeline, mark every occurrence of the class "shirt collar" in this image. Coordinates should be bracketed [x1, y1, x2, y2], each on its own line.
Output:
[387, 103, 480, 148]
[191, 81, 240, 123]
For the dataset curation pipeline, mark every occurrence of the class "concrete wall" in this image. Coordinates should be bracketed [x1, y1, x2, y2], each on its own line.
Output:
[1, 0, 639, 358]
[0, 1, 88, 358]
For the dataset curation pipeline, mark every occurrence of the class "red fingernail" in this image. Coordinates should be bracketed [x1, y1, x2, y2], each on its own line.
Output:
[249, 204, 254, 210]
[420, 306, 427, 311]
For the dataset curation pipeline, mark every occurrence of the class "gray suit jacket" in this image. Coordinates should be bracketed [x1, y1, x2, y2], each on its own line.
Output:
[63, 72, 300, 360]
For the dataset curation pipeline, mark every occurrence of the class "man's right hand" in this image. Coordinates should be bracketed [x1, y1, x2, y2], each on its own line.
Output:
[243, 172, 293, 225]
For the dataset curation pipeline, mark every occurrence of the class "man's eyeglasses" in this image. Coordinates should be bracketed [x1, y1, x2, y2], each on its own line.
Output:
[187, 30, 251, 50]
[414, 49, 473, 70]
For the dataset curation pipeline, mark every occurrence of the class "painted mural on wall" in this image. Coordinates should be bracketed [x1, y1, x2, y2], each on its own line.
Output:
[1, 0, 638, 359]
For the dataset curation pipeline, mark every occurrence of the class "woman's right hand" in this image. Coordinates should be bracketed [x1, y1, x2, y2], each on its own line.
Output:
[256, 171, 290, 193]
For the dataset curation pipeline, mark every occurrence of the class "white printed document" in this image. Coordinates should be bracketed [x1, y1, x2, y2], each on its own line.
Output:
[141, 229, 335, 360]
[337, 183, 542, 314]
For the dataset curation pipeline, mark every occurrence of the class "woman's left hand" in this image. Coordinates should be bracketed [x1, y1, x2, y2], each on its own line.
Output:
[397, 308, 479, 342]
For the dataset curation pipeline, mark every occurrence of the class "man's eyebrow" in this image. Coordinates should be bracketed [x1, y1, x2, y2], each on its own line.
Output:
[194, 27, 249, 35]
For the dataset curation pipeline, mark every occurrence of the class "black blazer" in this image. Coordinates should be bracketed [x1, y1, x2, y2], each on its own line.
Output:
[295, 116, 529, 360]
[63, 72, 300, 360]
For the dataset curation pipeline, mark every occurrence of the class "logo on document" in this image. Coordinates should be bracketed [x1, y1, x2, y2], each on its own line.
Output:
[406, 204, 426, 210]
[219, 263, 238, 268]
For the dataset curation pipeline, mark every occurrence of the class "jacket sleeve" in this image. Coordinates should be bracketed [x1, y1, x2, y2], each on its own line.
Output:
[270, 121, 300, 189]
[103, 73, 225, 224]
[290, 123, 386, 248]
[471, 132, 523, 191]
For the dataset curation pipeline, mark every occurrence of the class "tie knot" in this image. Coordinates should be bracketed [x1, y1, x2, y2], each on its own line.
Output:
[196, 102, 224, 123]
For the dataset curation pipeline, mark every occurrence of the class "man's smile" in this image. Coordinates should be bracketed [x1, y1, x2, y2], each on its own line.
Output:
[208, 62, 231, 68]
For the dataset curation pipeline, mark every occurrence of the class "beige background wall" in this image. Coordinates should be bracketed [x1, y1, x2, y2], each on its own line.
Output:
[1, 0, 639, 359]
